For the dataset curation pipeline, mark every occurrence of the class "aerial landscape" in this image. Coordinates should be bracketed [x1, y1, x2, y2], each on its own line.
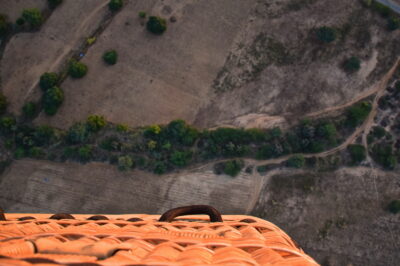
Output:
[0, 0, 400, 265]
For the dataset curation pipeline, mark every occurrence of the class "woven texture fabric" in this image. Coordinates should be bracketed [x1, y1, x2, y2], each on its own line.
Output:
[0, 213, 318, 265]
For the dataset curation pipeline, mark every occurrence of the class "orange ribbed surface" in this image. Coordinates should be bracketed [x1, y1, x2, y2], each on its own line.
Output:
[0, 213, 319, 265]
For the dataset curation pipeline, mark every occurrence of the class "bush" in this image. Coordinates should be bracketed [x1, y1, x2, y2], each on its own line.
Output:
[14, 147, 26, 159]
[103, 50, 118, 65]
[34, 125, 55, 146]
[316, 26, 336, 43]
[343, 56, 361, 73]
[388, 17, 400, 31]
[287, 155, 305, 168]
[139, 11, 146, 18]
[0, 14, 9, 37]
[154, 161, 167, 174]
[164, 120, 199, 146]
[116, 124, 129, 132]
[372, 126, 386, 139]
[118, 155, 134, 171]
[346, 101, 372, 127]
[147, 16, 167, 35]
[87, 115, 106, 132]
[0, 92, 7, 115]
[29, 147, 45, 159]
[39, 72, 59, 91]
[68, 59, 88, 78]
[108, 0, 123, 11]
[223, 159, 244, 177]
[78, 145, 92, 162]
[347, 144, 366, 164]
[0, 116, 16, 133]
[100, 136, 120, 151]
[16, 17, 25, 26]
[48, 0, 62, 9]
[67, 122, 90, 144]
[372, 1, 391, 17]
[22, 102, 37, 118]
[387, 200, 400, 214]
[42, 86, 64, 115]
[371, 143, 397, 169]
[170, 150, 192, 167]
[22, 8, 43, 28]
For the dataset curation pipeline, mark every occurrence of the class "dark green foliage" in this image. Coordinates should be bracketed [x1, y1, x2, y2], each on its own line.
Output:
[347, 144, 366, 164]
[22, 8, 43, 28]
[346, 101, 372, 127]
[14, 147, 26, 159]
[388, 17, 400, 31]
[0, 14, 9, 37]
[387, 200, 400, 214]
[317, 122, 337, 140]
[139, 11, 146, 18]
[223, 159, 244, 177]
[170, 150, 192, 167]
[371, 143, 397, 169]
[0, 116, 16, 134]
[108, 0, 123, 11]
[0, 92, 7, 115]
[287, 155, 305, 168]
[343, 57, 361, 73]
[34, 125, 55, 146]
[372, 126, 386, 139]
[246, 128, 268, 142]
[256, 144, 275, 159]
[48, 0, 62, 9]
[16, 17, 25, 26]
[103, 50, 118, 65]
[87, 115, 106, 132]
[22, 102, 37, 118]
[29, 147, 45, 159]
[78, 145, 92, 162]
[100, 136, 120, 151]
[42, 86, 64, 115]
[154, 161, 167, 174]
[316, 26, 337, 43]
[164, 120, 199, 146]
[371, 1, 391, 17]
[67, 122, 90, 144]
[146, 16, 167, 35]
[118, 155, 134, 171]
[68, 59, 88, 78]
[39, 72, 59, 91]
[63, 147, 77, 159]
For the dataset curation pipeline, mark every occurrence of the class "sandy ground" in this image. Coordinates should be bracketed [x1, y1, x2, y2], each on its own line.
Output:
[0, 0, 47, 23]
[1, 0, 109, 114]
[35, 0, 254, 129]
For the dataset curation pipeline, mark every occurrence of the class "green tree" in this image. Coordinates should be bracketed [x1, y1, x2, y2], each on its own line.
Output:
[22, 8, 43, 28]
[0, 92, 7, 115]
[67, 122, 90, 144]
[16, 17, 25, 26]
[147, 16, 167, 35]
[108, 0, 123, 11]
[0, 116, 16, 134]
[34, 125, 55, 146]
[39, 72, 59, 91]
[118, 155, 134, 171]
[22, 102, 37, 118]
[29, 147, 45, 159]
[42, 86, 64, 115]
[0, 14, 9, 37]
[287, 155, 305, 168]
[103, 50, 118, 65]
[139, 11, 146, 18]
[346, 101, 372, 127]
[387, 199, 400, 214]
[87, 115, 107, 132]
[388, 17, 400, 31]
[154, 161, 167, 174]
[223, 159, 244, 177]
[68, 59, 88, 78]
[347, 144, 366, 164]
[78, 145, 92, 162]
[343, 56, 361, 73]
[316, 26, 336, 43]
[170, 150, 192, 167]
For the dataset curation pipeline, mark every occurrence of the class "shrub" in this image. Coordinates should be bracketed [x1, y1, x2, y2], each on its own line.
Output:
[39, 72, 59, 91]
[67, 122, 90, 144]
[343, 56, 361, 73]
[29, 147, 45, 159]
[22, 8, 43, 28]
[164, 120, 199, 146]
[103, 50, 118, 65]
[256, 144, 275, 159]
[0, 92, 7, 115]
[223, 159, 244, 177]
[388, 17, 400, 31]
[287, 155, 305, 168]
[347, 144, 366, 164]
[78, 145, 92, 162]
[48, 0, 62, 9]
[100, 136, 120, 151]
[68, 59, 88, 78]
[108, 0, 123, 11]
[116, 124, 129, 132]
[42, 86, 64, 115]
[387, 199, 400, 214]
[170, 150, 192, 167]
[139, 11, 146, 18]
[144, 124, 162, 138]
[0, 14, 9, 37]
[316, 26, 336, 43]
[86, 37, 96, 45]
[16, 17, 25, 26]
[154, 161, 167, 174]
[14, 147, 26, 159]
[346, 101, 372, 127]
[34, 125, 55, 146]
[147, 16, 167, 35]
[372, 126, 386, 139]
[317, 122, 337, 139]
[371, 143, 397, 169]
[87, 115, 106, 132]
[22, 102, 37, 118]
[372, 1, 391, 17]
[0, 116, 16, 133]
[118, 155, 134, 171]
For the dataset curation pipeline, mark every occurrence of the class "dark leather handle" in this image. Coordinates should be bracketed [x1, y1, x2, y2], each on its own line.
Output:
[158, 205, 223, 222]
